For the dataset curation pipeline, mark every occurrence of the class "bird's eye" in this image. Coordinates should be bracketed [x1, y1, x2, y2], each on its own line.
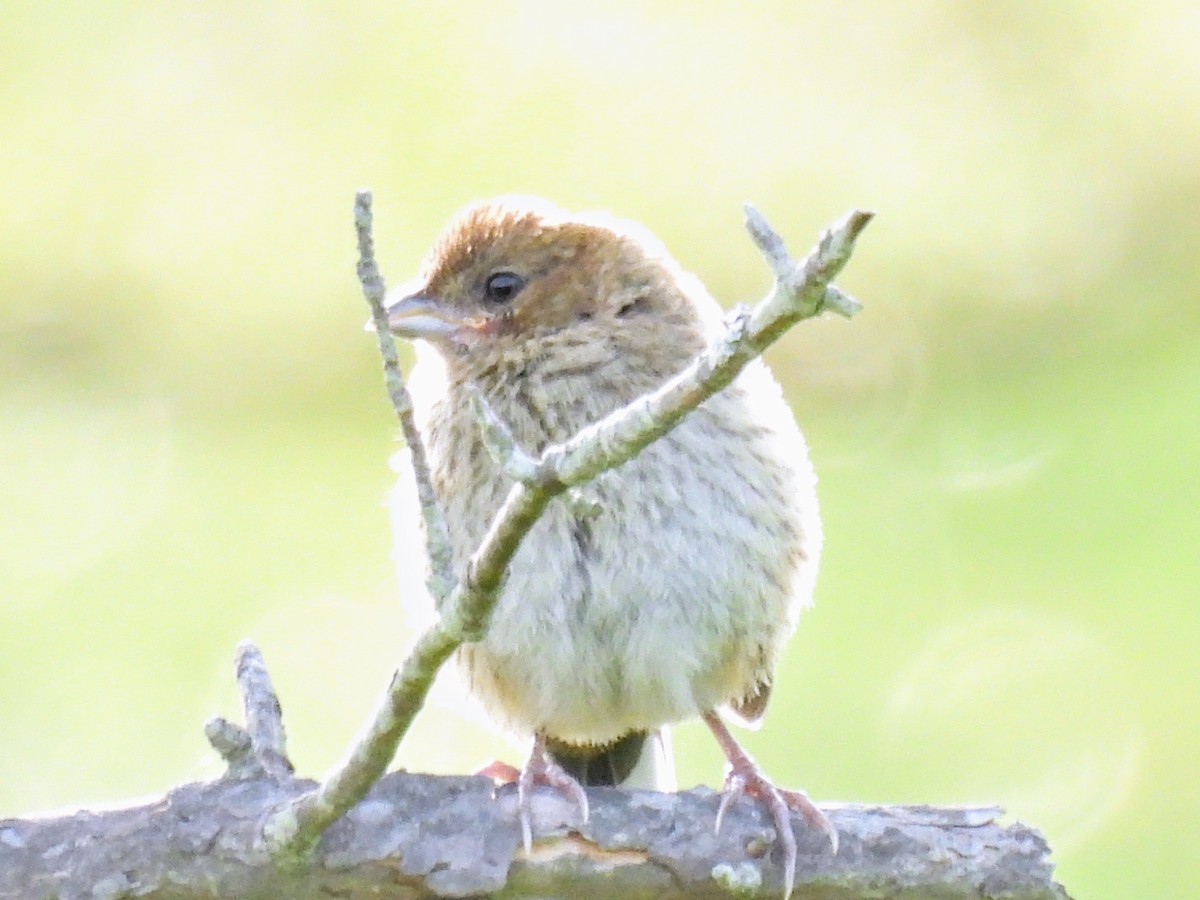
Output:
[483, 271, 525, 304]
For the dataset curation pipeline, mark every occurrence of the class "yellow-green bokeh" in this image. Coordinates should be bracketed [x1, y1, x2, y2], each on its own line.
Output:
[2, 4, 1197, 897]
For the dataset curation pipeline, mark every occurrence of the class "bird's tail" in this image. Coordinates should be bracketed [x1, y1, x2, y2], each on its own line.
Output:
[545, 727, 675, 790]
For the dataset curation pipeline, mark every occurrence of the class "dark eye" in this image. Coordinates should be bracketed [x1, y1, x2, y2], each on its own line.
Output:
[483, 271, 525, 304]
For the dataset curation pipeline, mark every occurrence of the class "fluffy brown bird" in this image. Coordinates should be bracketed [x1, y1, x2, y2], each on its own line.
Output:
[387, 196, 834, 896]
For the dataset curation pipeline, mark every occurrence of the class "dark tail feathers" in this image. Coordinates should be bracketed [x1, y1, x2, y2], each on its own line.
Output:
[543, 731, 648, 787]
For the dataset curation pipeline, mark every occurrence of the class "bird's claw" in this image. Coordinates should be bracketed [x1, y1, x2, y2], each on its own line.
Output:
[714, 770, 746, 835]
[785, 786, 838, 856]
[715, 759, 837, 900]
[516, 737, 590, 853]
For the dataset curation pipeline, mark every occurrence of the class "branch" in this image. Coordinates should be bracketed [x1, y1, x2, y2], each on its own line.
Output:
[0, 641, 1070, 898]
[262, 198, 875, 860]
[0, 773, 1070, 899]
[357, 191, 455, 603]
[538, 205, 874, 488]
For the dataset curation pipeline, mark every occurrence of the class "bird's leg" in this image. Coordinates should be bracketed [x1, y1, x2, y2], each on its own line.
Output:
[703, 710, 837, 900]
[516, 732, 590, 853]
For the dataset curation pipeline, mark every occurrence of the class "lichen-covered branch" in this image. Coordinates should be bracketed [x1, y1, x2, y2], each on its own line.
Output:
[0, 773, 1070, 900]
[261, 198, 874, 860]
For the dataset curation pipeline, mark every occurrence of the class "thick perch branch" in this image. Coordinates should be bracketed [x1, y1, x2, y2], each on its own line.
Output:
[0, 773, 1069, 899]
[1, 642, 1070, 898]
[261, 197, 875, 860]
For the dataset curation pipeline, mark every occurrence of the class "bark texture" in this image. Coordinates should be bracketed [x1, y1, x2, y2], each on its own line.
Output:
[0, 772, 1070, 899]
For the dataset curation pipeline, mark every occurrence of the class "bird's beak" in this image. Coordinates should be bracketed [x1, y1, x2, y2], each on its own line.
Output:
[371, 290, 469, 339]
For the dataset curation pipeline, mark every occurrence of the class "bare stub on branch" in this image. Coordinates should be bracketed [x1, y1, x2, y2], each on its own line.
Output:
[204, 642, 294, 782]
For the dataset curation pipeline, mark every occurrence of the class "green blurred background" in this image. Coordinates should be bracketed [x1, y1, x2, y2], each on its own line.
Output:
[2, 3, 1196, 896]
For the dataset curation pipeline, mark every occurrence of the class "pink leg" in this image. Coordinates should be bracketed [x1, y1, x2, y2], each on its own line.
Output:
[703, 710, 837, 900]
[516, 733, 590, 853]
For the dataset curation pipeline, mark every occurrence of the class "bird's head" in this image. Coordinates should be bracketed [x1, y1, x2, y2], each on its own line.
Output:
[384, 197, 710, 378]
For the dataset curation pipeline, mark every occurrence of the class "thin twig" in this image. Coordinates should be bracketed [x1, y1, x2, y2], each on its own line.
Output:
[543, 206, 874, 486]
[262, 198, 873, 861]
[357, 190, 456, 602]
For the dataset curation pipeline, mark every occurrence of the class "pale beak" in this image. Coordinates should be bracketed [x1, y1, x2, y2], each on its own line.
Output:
[370, 290, 468, 339]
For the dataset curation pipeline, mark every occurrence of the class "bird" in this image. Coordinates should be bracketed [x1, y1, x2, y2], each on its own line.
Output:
[385, 196, 835, 897]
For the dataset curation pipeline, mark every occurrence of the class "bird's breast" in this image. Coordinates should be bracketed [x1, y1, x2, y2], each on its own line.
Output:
[422, 364, 819, 744]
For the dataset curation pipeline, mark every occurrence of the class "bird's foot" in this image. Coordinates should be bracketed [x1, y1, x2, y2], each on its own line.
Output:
[474, 759, 521, 783]
[704, 711, 837, 900]
[516, 734, 590, 853]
